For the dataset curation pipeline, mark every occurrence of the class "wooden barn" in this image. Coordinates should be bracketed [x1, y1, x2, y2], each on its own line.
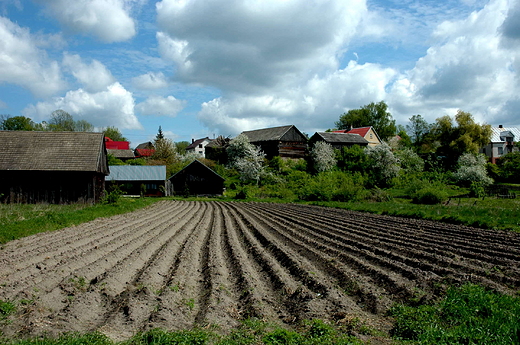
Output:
[0, 131, 108, 204]
[309, 132, 369, 150]
[169, 160, 225, 196]
[241, 125, 308, 159]
[106, 165, 169, 196]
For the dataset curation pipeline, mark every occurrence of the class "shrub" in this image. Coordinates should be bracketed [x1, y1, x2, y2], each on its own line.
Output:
[412, 187, 448, 205]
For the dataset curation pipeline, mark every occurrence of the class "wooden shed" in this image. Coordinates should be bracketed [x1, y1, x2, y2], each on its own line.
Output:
[0, 131, 108, 204]
[309, 132, 369, 150]
[169, 160, 225, 196]
[241, 125, 308, 159]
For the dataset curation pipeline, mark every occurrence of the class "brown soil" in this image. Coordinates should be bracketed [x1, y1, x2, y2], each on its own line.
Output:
[1, 201, 519, 341]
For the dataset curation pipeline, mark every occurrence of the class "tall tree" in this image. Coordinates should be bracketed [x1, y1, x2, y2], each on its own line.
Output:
[0, 115, 38, 131]
[103, 126, 127, 141]
[335, 101, 397, 140]
[431, 110, 491, 169]
[226, 134, 265, 184]
[156, 126, 165, 141]
[75, 119, 94, 132]
[48, 110, 76, 131]
[406, 114, 432, 150]
[310, 141, 336, 173]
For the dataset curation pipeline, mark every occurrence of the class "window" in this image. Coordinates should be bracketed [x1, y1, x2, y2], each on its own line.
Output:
[198, 144, 203, 148]
[369, 133, 373, 139]
[498, 147, 504, 155]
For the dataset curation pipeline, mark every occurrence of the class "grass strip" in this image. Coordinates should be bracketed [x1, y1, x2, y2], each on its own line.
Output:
[1, 319, 364, 345]
[0, 198, 160, 244]
[390, 283, 520, 344]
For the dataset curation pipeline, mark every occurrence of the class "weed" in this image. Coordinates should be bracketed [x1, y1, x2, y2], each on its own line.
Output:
[0, 300, 15, 322]
[169, 284, 180, 292]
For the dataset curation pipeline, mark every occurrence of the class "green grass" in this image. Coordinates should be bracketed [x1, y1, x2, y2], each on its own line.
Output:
[390, 284, 520, 344]
[1, 319, 364, 345]
[0, 198, 160, 244]
[309, 196, 520, 232]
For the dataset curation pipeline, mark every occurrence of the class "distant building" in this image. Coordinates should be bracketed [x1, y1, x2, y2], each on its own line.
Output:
[105, 137, 135, 161]
[186, 137, 213, 158]
[241, 125, 308, 159]
[106, 165, 169, 196]
[333, 126, 381, 146]
[134, 141, 155, 158]
[0, 131, 108, 204]
[169, 160, 225, 196]
[481, 125, 520, 163]
[309, 132, 369, 150]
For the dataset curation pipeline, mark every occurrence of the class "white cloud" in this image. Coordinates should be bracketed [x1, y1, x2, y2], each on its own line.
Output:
[62, 53, 116, 92]
[156, 0, 366, 92]
[387, 0, 519, 126]
[0, 17, 65, 97]
[38, 0, 136, 42]
[23, 82, 142, 130]
[132, 72, 168, 90]
[136, 95, 186, 117]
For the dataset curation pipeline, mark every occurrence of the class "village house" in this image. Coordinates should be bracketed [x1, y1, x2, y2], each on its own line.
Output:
[185, 137, 213, 158]
[0, 131, 108, 204]
[333, 126, 382, 146]
[241, 125, 308, 159]
[105, 136, 135, 161]
[481, 125, 520, 163]
[134, 141, 155, 158]
[169, 160, 225, 196]
[309, 132, 369, 150]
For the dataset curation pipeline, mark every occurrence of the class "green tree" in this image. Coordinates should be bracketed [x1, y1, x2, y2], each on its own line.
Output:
[152, 136, 177, 164]
[175, 141, 190, 155]
[103, 126, 127, 141]
[336, 145, 368, 173]
[406, 114, 432, 151]
[226, 134, 265, 184]
[335, 101, 397, 140]
[156, 126, 165, 141]
[0, 115, 39, 131]
[497, 151, 520, 183]
[431, 110, 491, 169]
[48, 110, 76, 131]
[75, 119, 94, 132]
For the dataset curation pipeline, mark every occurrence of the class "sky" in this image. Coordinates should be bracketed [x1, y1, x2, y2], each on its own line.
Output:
[1, 0, 519, 147]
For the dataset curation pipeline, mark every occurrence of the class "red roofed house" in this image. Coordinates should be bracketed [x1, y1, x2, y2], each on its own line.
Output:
[334, 126, 381, 147]
[134, 141, 155, 158]
[105, 137, 135, 161]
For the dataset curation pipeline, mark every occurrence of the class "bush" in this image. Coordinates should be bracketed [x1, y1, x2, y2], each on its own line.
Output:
[298, 171, 365, 202]
[412, 187, 448, 204]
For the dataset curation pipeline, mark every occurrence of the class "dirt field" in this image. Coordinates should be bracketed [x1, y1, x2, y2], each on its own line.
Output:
[1, 200, 519, 341]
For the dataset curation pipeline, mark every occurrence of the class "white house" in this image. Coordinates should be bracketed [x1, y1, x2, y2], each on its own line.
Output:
[480, 125, 520, 163]
[186, 137, 213, 158]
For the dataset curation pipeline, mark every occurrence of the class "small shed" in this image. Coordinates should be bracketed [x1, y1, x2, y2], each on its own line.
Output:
[0, 131, 108, 204]
[241, 125, 308, 159]
[169, 160, 225, 196]
[309, 132, 369, 150]
[106, 165, 169, 196]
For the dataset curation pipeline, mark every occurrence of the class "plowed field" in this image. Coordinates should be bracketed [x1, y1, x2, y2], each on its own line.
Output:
[1, 201, 519, 341]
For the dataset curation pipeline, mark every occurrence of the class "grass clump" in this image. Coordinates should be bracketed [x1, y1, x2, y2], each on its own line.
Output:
[390, 283, 520, 344]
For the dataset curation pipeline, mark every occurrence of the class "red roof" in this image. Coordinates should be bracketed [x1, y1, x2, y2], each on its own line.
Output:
[334, 126, 372, 137]
[104, 137, 130, 150]
[135, 148, 155, 157]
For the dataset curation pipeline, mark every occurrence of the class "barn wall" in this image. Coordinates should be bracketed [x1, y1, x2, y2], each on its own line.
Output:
[170, 163, 224, 195]
[0, 171, 104, 204]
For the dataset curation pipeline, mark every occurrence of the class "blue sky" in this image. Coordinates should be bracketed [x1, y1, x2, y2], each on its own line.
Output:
[0, 0, 519, 147]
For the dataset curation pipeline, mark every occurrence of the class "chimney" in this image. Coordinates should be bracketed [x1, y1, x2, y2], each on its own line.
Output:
[192, 138, 195, 143]
[499, 125, 503, 128]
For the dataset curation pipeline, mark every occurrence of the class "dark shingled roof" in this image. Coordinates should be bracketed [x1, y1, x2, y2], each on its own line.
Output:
[107, 149, 135, 159]
[312, 132, 369, 145]
[0, 131, 108, 173]
[242, 125, 302, 142]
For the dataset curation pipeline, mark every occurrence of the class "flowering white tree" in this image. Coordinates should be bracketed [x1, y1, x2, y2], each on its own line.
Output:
[226, 134, 265, 183]
[453, 153, 493, 186]
[365, 142, 401, 186]
[311, 141, 337, 173]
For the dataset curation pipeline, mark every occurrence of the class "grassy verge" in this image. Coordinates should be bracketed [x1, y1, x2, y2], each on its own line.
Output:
[308, 196, 520, 232]
[390, 284, 520, 344]
[0, 198, 161, 244]
[1, 319, 365, 345]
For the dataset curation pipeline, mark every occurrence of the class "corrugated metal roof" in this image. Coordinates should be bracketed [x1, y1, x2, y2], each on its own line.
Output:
[106, 165, 166, 181]
[312, 132, 368, 144]
[0, 131, 107, 173]
[490, 127, 520, 142]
